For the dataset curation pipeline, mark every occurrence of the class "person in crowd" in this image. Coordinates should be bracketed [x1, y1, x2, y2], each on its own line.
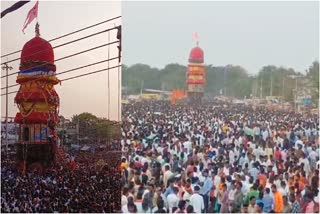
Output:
[262, 187, 274, 213]
[189, 185, 204, 213]
[272, 184, 283, 213]
[120, 100, 319, 213]
[1, 140, 122, 213]
[282, 196, 291, 213]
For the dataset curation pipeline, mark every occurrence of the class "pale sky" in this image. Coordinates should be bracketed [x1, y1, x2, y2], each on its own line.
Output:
[1, 1, 121, 121]
[123, 1, 319, 74]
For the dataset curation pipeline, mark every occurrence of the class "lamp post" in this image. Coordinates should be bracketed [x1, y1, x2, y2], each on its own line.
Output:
[289, 75, 300, 113]
[2, 63, 13, 156]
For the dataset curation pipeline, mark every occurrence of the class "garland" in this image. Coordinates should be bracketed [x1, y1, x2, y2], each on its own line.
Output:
[19, 60, 56, 71]
[17, 75, 60, 85]
[15, 91, 59, 104]
[18, 102, 36, 118]
[15, 112, 59, 124]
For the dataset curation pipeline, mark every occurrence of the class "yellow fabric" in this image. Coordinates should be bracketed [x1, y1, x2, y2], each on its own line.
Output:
[17, 75, 60, 84]
[121, 162, 128, 170]
[18, 102, 57, 113]
[188, 75, 204, 80]
[188, 63, 205, 67]
[223, 126, 229, 133]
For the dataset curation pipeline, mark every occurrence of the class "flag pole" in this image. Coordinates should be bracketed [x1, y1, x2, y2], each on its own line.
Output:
[36, 0, 39, 36]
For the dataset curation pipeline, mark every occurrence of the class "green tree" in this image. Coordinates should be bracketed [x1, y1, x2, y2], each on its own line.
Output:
[160, 63, 186, 90]
[71, 112, 99, 141]
[306, 61, 319, 104]
[256, 66, 298, 101]
[71, 113, 120, 143]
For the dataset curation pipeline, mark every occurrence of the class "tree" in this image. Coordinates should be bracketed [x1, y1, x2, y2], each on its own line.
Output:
[256, 66, 298, 101]
[70, 113, 120, 143]
[71, 113, 99, 142]
[306, 61, 319, 104]
[122, 64, 161, 93]
[160, 63, 186, 90]
[122, 62, 316, 102]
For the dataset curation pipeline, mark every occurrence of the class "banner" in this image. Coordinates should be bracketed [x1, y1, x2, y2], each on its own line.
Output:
[34, 125, 41, 141]
[41, 127, 47, 140]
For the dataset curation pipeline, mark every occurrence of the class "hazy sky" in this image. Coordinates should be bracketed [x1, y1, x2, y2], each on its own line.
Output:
[1, 1, 121, 121]
[123, 1, 319, 74]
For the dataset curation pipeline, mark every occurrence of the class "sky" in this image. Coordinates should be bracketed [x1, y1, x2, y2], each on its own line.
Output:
[1, 0, 121, 121]
[123, 1, 319, 74]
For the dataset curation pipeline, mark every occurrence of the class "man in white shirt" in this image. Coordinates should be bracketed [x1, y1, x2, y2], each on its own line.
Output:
[189, 185, 204, 214]
[229, 150, 235, 165]
[183, 140, 192, 154]
[278, 180, 287, 197]
[167, 187, 180, 212]
[295, 137, 304, 150]
[262, 129, 269, 141]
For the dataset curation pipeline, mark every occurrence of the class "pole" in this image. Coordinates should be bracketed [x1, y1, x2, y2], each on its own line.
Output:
[260, 79, 262, 99]
[295, 78, 298, 113]
[140, 80, 144, 96]
[270, 74, 273, 96]
[282, 78, 285, 108]
[224, 68, 226, 97]
[2, 63, 13, 156]
[107, 30, 110, 120]
[76, 118, 79, 145]
[62, 117, 65, 145]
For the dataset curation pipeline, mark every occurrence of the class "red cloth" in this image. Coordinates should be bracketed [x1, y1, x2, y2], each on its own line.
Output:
[134, 161, 142, 169]
[15, 90, 59, 104]
[71, 160, 76, 171]
[15, 112, 58, 124]
[189, 47, 204, 63]
[20, 36, 54, 65]
[275, 150, 281, 160]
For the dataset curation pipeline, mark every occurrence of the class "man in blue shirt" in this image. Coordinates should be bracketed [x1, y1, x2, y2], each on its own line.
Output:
[164, 179, 175, 197]
[262, 188, 274, 213]
[200, 169, 212, 213]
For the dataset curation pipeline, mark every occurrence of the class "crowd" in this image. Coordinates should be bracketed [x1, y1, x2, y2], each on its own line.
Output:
[121, 100, 319, 213]
[1, 141, 122, 213]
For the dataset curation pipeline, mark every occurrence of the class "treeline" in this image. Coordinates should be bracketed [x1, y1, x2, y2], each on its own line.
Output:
[59, 113, 121, 144]
[122, 61, 319, 103]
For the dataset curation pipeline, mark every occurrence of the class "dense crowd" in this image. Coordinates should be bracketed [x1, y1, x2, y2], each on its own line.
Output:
[1, 141, 122, 213]
[121, 100, 319, 213]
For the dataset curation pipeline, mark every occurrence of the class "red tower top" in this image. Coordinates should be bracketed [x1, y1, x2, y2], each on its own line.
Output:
[189, 46, 204, 63]
[20, 36, 54, 65]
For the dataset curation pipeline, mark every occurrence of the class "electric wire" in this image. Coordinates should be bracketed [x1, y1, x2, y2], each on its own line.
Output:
[1, 64, 121, 96]
[1, 41, 119, 78]
[1, 26, 119, 66]
[1, 56, 120, 90]
[1, 16, 121, 58]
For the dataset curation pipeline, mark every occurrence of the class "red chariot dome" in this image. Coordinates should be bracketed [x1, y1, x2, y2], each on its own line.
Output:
[20, 36, 54, 66]
[189, 46, 204, 63]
